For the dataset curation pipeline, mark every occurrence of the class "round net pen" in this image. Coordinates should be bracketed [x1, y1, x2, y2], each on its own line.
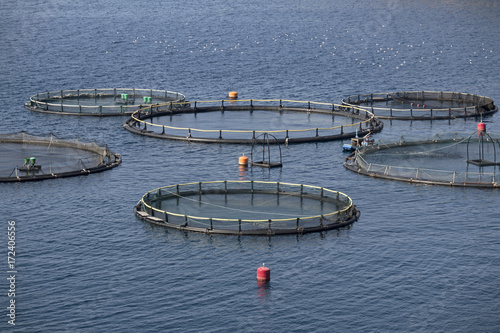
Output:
[0, 132, 121, 182]
[251, 133, 282, 168]
[134, 181, 360, 235]
[24, 88, 186, 116]
[342, 91, 497, 120]
[343, 130, 500, 188]
[124, 99, 383, 144]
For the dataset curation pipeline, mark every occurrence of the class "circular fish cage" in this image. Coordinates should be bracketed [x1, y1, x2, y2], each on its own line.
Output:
[0, 132, 121, 182]
[342, 91, 497, 120]
[24, 88, 186, 116]
[343, 130, 500, 188]
[124, 99, 383, 144]
[134, 181, 360, 235]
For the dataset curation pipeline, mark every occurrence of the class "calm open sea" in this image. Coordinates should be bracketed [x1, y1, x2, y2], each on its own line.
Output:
[1, 0, 499, 332]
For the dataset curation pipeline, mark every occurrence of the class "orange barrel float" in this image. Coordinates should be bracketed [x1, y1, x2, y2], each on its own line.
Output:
[257, 263, 271, 281]
[228, 91, 238, 99]
[238, 155, 249, 166]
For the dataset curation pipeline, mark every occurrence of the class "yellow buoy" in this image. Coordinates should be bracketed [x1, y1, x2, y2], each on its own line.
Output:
[228, 91, 238, 99]
[238, 155, 248, 166]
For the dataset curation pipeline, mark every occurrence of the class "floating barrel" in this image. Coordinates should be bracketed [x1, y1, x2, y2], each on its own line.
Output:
[257, 264, 270, 281]
[238, 155, 248, 166]
[228, 91, 238, 99]
[30, 157, 36, 165]
[477, 122, 486, 132]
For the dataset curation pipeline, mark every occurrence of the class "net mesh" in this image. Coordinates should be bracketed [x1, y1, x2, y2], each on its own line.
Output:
[344, 132, 500, 187]
[0, 132, 121, 181]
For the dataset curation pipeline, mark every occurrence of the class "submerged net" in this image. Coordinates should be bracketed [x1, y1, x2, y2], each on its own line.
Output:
[0, 132, 121, 182]
[135, 181, 360, 235]
[344, 132, 500, 187]
[342, 91, 497, 120]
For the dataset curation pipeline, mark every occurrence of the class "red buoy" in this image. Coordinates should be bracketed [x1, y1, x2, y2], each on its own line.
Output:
[257, 263, 270, 281]
[478, 122, 486, 137]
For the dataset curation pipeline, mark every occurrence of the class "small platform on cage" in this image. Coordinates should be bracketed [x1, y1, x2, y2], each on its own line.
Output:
[18, 164, 42, 172]
[466, 159, 500, 167]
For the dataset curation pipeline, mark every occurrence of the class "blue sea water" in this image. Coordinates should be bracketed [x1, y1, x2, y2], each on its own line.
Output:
[1, 0, 499, 332]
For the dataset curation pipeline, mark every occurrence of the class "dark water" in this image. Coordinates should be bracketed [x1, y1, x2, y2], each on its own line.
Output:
[154, 110, 353, 131]
[154, 193, 342, 220]
[1, 0, 499, 332]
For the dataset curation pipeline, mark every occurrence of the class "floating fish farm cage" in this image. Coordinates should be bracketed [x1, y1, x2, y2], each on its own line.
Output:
[124, 99, 383, 144]
[0, 132, 121, 182]
[24, 88, 186, 116]
[343, 125, 500, 188]
[342, 91, 497, 120]
[134, 181, 360, 235]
